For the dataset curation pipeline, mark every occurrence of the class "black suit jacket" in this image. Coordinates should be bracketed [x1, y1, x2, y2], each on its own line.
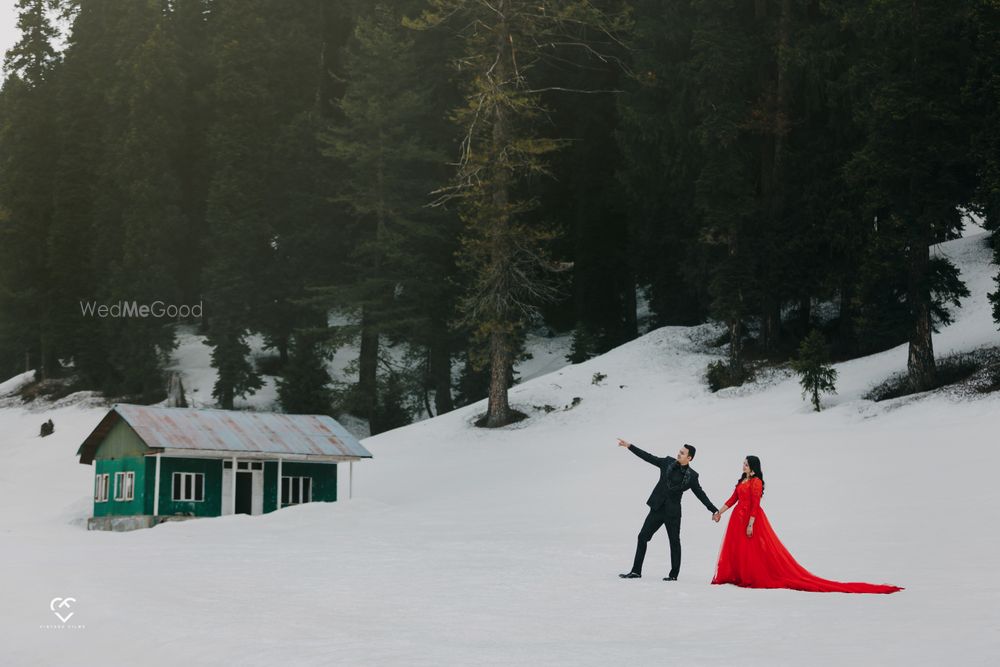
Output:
[628, 445, 718, 517]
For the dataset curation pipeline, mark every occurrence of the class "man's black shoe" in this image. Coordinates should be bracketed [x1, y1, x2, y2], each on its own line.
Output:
[618, 572, 641, 579]
[663, 575, 678, 581]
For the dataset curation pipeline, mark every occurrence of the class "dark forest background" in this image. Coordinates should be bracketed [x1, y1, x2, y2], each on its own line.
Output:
[1, 0, 998, 431]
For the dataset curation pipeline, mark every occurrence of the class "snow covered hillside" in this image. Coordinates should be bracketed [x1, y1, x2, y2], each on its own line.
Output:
[1, 232, 998, 666]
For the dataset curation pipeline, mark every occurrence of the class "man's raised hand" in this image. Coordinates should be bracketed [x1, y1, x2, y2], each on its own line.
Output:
[616, 438, 631, 449]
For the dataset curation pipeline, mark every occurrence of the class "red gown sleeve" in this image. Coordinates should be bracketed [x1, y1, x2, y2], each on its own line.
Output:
[745, 478, 762, 519]
[725, 486, 738, 508]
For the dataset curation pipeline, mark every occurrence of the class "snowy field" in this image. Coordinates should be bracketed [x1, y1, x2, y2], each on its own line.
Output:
[1, 232, 998, 666]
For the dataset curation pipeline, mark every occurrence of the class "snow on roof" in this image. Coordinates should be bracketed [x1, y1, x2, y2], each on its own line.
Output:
[77, 403, 372, 464]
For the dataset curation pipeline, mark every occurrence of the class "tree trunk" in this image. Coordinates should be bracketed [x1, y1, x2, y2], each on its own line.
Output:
[219, 382, 233, 410]
[622, 266, 638, 341]
[728, 315, 744, 383]
[798, 295, 811, 331]
[430, 327, 454, 415]
[906, 240, 936, 391]
[277, 336, 289, 366]
[485, 3, 513, 428]
[486, 329, 512, 427]
[758, 0, 791, 356]
[38, 332, 50, 381]
[423, 377, 434, 420]
[905, 0, 935, 393]
[761, 296, 782, 353]
[358, 306, 379, 430]
[838, 276, 857, 354]
[727, 233, 745, 382]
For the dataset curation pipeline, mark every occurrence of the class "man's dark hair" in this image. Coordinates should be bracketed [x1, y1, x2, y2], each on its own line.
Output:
[683, 443, 696, 460]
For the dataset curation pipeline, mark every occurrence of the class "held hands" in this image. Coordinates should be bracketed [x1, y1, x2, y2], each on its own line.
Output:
[712, 511, 721, 523]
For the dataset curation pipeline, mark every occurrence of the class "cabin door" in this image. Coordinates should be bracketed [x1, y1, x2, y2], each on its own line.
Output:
[235, 472, 252, 514]
[222, 461, 264, 516]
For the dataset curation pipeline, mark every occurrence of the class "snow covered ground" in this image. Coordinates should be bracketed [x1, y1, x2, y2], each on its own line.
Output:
[1, 232, 998, 666]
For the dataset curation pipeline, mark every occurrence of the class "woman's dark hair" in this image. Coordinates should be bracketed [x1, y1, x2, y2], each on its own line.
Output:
[737, 455, 765, 496]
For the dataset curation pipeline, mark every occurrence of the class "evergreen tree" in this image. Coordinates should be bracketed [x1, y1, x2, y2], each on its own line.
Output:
[537, 6, 635, 356]
[44, 0, 123, 389]
[277, 333, 334, 415]
[101, 0, 189, 399]
[617, 0, 712, 330]
[409, 0, 626, 427]
[791, 329, 837, 411]
[0, 0, 61, 379]
[247, 3, 335, 372]
[169, 0, 213, 307]
[4, 0, 57, 85]
[202, 0, 271, 408]
[966, 0, 1000, 328]
[202, 0, 325, 408]
[790, 2, 868, 353]
[688, 0, 758, 382]
[320, 2, 458, 433]
[840, 0, 978, 392]
[372, 370, 414, 432]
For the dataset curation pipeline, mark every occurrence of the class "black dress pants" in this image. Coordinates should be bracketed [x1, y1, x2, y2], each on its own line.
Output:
[631, 506, 681, 577]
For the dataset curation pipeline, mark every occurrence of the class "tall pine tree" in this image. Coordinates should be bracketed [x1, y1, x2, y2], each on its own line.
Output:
[409, 0, 625, 427]
[0, 0, 61, 379]
[841, 0, 977, 391]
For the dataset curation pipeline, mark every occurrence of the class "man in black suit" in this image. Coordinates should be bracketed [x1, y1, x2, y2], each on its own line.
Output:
[617, 437, 719, 581]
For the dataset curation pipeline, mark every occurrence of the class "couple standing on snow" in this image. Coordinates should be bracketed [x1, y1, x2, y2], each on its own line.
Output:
[616, 438, 902, 594]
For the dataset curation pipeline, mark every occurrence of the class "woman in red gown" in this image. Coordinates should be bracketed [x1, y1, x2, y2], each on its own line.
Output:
[711, 456, 902, 593]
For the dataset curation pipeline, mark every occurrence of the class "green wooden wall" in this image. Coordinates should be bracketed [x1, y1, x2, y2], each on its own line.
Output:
[93, 456, 146, 517]
[278, 461, 338, 505]
[155, 457, 224, 517]
[94, 419, 148, 459]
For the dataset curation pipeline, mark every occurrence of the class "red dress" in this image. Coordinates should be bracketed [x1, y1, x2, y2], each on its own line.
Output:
[711, 478, 902, 593]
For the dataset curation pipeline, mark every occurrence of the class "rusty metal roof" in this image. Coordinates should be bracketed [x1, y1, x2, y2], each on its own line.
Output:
[77, 404, 372, 464]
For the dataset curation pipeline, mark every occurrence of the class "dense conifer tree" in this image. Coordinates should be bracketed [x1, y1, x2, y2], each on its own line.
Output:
[840, 0, 978, 391]
[0, 0, 61, 380]
[410, 0, 625, 427]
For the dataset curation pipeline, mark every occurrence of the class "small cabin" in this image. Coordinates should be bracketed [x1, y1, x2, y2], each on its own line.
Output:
[77, 403, 373, 531]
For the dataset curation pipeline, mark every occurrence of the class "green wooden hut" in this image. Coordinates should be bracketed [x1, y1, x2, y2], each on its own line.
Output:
[77, 404, 373, 531]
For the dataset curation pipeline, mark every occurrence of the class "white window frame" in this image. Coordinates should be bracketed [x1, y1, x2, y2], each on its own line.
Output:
[172, 472, 205, 502]
[113, 471, 135, 501]
[281, 476, 312, 506]
[94, 473, 109, 502]
[226, 460, 263, 470]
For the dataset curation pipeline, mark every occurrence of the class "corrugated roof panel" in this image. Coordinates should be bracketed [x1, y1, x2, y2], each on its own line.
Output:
[109, 404, 372, 458]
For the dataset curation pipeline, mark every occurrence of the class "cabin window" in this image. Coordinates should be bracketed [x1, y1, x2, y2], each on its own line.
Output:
[227, 461, 263, 470]
[114, 471, 135, 501]
[172, 472, 205, 502]
[281, 476, 312, 505]
[94, 473, 109, 502]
